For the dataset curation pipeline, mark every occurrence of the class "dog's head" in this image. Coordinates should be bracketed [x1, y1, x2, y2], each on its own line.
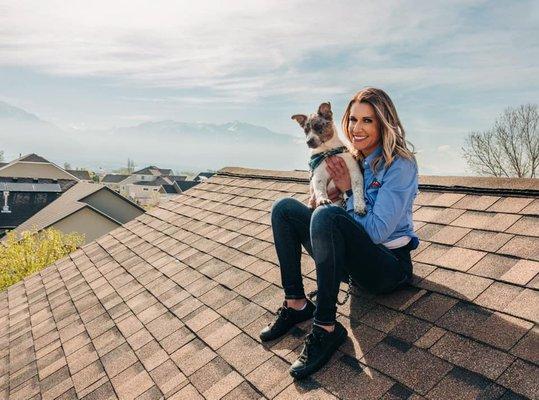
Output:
[292, 102, 336, 149]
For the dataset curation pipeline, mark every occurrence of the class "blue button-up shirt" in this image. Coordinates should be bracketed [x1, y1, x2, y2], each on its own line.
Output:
[345, 146, 419, 248]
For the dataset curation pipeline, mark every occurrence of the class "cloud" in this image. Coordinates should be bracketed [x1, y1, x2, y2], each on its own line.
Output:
[2, 0, 537, 104]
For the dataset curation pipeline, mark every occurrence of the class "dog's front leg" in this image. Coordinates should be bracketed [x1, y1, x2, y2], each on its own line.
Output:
[307, 183, 316, 209]
[312, 165, 332, 207]
[342, 154, 366, 214]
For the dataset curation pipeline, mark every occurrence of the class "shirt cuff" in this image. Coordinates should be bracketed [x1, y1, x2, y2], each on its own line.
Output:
[345, 194, 354, 212]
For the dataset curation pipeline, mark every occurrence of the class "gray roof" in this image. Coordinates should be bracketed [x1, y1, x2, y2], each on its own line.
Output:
[102, 174, 129, 183]
[194, 171, 215, 181]
[132, 166, 173, 176]
[66, 169, 91, 180]
[176, 180, 199, 191]
[0, 182, 61, 192]
[17, 153, 50, 163]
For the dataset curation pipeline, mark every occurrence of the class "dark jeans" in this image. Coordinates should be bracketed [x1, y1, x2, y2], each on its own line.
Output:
[271, 197, 413, 326]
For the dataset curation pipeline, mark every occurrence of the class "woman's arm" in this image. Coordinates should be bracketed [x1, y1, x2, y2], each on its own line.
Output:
[346, 158, 418, 243]
[327, 156, 418, 244]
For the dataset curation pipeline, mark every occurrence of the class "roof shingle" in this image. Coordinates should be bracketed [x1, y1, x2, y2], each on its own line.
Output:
[1, 168, 538, 399]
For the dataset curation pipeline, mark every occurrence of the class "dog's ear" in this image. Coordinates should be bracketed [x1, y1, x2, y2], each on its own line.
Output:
[317, 102, 332, 120]
[291, 114, 308, 128]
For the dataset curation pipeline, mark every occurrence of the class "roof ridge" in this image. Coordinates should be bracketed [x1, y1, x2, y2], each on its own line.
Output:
[217, 167, 539, 198]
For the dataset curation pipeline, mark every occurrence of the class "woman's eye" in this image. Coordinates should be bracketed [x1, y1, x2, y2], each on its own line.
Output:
[364, 118, 372, 123]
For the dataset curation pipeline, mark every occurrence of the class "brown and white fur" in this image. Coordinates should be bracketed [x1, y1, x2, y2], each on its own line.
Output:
[292, 102, 366, 214]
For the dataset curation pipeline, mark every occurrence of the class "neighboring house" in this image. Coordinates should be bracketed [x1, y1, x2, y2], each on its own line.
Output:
[103, 165, 186, 206]
[193, 171, 215, 182]
[101, 174, 129, 193]
[66, 169, 92, 182]
[2, 168, 537, 399]
[0, 154, 81, 235]
[5, 182, 144, 243]
[128, 176, 183, 206]
[0, 180, 62, 236]
[175, 180, 199, 192]
[0, 153, 81, 182]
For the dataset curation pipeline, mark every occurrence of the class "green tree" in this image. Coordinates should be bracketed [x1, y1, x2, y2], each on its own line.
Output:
[0, 150, 4, 162]
[64, 162, 72, 170]
[0, 228, 84, 291]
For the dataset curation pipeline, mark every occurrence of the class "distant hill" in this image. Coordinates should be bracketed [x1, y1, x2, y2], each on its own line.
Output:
[0, 102, 308, 171]
[0, 101, 41, 122]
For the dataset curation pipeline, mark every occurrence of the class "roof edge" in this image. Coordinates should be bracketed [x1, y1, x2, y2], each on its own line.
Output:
[217, 167, 539, 197]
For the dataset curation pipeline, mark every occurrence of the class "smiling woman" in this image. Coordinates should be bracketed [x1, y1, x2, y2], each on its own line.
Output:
[261, 87, 420, 380]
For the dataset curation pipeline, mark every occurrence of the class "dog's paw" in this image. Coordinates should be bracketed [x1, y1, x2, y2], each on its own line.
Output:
[317, 198, 332, 207]
[354, 202, 367, 215]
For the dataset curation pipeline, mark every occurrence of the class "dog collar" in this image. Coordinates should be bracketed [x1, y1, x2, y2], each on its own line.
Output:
[308, 146, 348, 173]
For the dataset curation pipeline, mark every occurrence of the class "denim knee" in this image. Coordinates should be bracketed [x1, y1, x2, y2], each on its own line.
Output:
[311, 205, 346, 231]
[271, 197, 301, 222]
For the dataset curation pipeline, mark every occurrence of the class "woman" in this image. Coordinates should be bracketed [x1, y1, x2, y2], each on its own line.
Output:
[259, 87, 419, 379]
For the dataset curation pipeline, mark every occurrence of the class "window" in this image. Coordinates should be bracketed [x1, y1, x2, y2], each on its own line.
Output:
[13, 193, 30, 205]
[35, 193, 48, 204]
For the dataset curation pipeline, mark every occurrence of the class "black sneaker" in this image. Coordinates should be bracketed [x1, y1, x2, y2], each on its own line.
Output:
[289, 321, 348, 379]
[259, 300, 315, 342]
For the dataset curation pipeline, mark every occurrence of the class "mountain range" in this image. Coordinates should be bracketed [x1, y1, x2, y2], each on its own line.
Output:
[0, 101, 308, 172]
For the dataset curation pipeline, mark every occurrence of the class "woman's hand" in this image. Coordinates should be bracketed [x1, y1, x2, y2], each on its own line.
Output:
[326, 156, 352, 193]
[327, 187, 342, 203]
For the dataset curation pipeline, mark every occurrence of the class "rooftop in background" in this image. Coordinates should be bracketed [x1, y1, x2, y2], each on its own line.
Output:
[101, 174, 129, 183]
[0, 153, 81, 181]
[1, 167, 537, 399]
[66, 169, 92, 181]
[133, 166, 173, 176]
[5, 182, 145, 243]
[194, 171, 216, 182]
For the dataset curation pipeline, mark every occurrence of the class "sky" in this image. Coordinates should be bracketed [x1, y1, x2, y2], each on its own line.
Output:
[0, 0, 538, 174]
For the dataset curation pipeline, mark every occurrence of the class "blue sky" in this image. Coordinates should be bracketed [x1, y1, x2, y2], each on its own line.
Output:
[1, 0, 538, 174]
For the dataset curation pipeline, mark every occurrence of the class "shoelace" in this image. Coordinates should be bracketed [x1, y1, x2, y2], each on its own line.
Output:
[267, 305, 290, 328]
[300, 330, 324, 361]
[307, 275, 352, 306]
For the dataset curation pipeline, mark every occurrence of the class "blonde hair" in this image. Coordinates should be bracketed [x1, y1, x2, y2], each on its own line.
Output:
[342, 87, 415, 171]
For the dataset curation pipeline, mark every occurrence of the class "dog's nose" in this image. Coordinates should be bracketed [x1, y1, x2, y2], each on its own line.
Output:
[307, 138, 316, 148]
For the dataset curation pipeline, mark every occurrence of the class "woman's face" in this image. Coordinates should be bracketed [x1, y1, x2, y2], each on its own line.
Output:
[347, 101, 382, 156]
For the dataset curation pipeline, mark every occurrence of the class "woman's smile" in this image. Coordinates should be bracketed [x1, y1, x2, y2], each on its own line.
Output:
[347, 101, 382, 156]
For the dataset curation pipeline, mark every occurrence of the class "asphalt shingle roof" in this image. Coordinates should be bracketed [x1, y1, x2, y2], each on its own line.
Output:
[102, 174, 129, 183]
[66, 170, 92, 181]
[1, 167, 537, 399]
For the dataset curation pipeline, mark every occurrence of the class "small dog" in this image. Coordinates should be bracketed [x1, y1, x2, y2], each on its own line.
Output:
[292, 102, 366, 214]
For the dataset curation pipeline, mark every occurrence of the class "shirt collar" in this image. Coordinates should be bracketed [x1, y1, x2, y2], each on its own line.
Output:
[363, 145, 383, 169]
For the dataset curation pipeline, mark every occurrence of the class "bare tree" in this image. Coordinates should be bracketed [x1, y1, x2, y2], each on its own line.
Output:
[0, 150, 4, 162]
[127, 158, 135, 174]
[463, 104, 538, 178]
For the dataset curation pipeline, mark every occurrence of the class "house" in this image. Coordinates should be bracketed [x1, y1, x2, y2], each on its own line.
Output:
[0, 154, 81, 235]
[193, 171, 215, 182]
[66, 169, 92, 182]
[0, 153, 81, 183]
[101, 174, 129, 192]
[102, 165, 186, 206]
[0, 180, 63, 236]
[175, 179, 199, 192]
[127, 176, 181, 206]
[2, 167, 536, 399]
[5, 181, 144, 243]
